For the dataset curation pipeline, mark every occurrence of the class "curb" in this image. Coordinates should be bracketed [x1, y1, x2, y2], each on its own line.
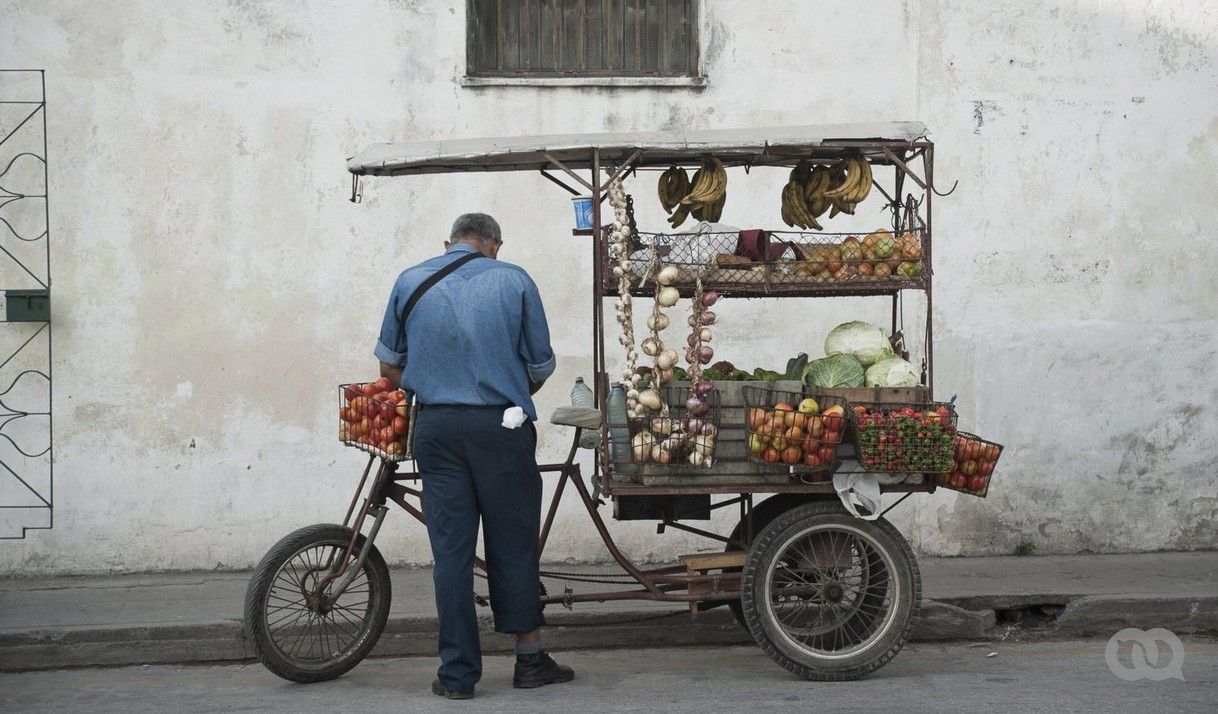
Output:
[3, 595, 1215, 672]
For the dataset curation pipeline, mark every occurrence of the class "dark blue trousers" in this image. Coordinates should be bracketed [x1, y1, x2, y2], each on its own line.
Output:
[414, 406, 545, 693]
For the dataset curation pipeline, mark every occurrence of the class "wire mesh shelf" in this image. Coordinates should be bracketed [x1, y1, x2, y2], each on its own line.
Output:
[601, 228, 928, 298]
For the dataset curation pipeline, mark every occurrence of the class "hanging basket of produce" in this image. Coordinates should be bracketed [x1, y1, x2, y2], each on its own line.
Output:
[338, 380, 415, 462]
[937, 432, 1003, 497]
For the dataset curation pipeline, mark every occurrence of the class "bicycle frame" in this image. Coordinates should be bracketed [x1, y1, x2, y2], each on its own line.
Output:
[315, 427, 751, 608]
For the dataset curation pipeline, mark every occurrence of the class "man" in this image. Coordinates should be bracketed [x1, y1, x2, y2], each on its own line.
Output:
[374, 213, 573, 700]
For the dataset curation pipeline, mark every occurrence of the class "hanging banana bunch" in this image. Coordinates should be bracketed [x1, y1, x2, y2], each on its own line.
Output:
[822, 154, 872, 217]
[779, 160, 823, 230]
[658, 158, 726, 228]
[782, 154, 872, 226]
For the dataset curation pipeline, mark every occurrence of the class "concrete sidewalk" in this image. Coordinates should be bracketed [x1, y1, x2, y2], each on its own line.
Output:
[2, 552, 1216, 671]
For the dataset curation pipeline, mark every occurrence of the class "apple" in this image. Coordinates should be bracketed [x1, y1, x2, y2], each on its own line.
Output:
[803, 452, 822, 468]
[771, 433, 789, 451]
[762, 448, 780, 464]
[821, 404, 846, 418]
[818, 445, 836, 463]
[798, 397, 819, 415]
[969, 475, 986, 492]
[810, 418, 824, 439]
[781, 446, 802, 465]
[747, 407, 768, 430]
[748, 434, 767, 454]
[791, 412, 809, 431]
[785, 425, 805, 442]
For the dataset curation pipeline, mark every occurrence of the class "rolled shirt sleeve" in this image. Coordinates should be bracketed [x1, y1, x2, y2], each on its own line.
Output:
[520, 274, 556, 383]
[374, 277, 408, 367]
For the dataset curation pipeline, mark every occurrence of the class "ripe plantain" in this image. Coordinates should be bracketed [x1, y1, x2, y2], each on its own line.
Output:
[824, 157, 863, 199]
[658, 166, 691, 213]
[804, 165, 833, 217]
[681, 157, 726, 207]
[668, 203, 691, 228]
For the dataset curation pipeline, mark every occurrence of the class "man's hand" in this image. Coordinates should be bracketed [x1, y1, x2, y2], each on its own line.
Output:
[380, 361, 403, 389]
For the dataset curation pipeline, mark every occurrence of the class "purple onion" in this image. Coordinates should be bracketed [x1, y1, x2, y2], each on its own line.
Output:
[686, 397, 704, 413]
[698, 345, 714, 364]
[692, 379, 714, 397]
[686, 333, 699, 348]
[699, 311, 717, 326]
[685, 349, 697, 365]
[683, 417, 704, 433]
[701, 291, 720, 307]
[692, 401, 711, 417]
[687, 314, 699, 327]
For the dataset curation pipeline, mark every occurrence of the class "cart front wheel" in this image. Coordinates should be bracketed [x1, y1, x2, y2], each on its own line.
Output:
[244, 523, 391, 683]
[740, 501, 920, 681]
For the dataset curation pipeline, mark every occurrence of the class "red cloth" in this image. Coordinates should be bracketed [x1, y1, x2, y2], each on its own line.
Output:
[735, 229, 791, 261]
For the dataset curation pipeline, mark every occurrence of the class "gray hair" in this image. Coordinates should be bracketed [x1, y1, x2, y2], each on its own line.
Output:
[450, 213, 501, 245]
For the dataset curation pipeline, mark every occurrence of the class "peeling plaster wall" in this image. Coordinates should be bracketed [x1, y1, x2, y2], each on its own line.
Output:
[0, 0, 1214, 574]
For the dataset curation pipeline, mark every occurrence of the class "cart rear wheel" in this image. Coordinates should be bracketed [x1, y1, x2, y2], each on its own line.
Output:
[244, 523, 391, 683]
[724, 495, 829, 630]
[740, 501, 920, 681]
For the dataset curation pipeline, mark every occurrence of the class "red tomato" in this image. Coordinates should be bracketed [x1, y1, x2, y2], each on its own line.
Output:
[393, 415, 407, 435]
[373, 377, 393, 392]
[372, 414, 386, 431]
[339, 407, 352, 423]
[362, 382, 381, 397]
[344, 385, 363, 401]
[969, 475, 986, 492]
[379, 402, 394, 421]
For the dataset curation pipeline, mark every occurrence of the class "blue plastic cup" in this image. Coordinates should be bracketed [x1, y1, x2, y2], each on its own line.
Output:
[571, 196, 594, 230]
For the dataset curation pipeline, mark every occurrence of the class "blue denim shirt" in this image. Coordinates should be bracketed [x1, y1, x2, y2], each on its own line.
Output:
[374, 243, 556, 420]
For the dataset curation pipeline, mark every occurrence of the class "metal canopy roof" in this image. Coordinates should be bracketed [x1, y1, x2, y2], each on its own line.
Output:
[346, 122, 929, 177]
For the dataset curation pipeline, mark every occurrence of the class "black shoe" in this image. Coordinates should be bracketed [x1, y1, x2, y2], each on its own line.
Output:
[431, 678, 474, 700]
[513, 651, 575, 689]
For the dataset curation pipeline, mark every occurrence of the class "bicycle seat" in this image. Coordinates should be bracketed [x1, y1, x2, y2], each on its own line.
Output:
[550, 406, 603, 430]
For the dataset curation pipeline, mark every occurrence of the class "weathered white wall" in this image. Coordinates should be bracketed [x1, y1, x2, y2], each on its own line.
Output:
[0, 0, 1214, 574]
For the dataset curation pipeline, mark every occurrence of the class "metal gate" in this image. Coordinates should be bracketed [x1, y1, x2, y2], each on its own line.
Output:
[0, 69, 52, 539]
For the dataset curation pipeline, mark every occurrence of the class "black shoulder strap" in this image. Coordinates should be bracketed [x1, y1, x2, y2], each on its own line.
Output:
[398, 251, 483, 336]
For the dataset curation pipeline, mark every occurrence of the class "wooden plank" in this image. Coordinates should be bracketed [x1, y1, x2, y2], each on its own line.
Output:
[468, 0, 500, 74]
[605, 0, 623, 71]
[639, 0, 661, 73]
[584, 0, 603, 71]
[680, 552, 746, 571]
[499, 0, 520, 70]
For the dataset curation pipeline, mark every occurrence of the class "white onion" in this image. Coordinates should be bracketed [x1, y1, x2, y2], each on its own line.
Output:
[656, 286, 680, 307]
[646, 313, 670, 331]
[637, 389, 662, 411]
[632, 432, 655, 462]
[656, 266, 680, 286]
[656, 350, 677, 369]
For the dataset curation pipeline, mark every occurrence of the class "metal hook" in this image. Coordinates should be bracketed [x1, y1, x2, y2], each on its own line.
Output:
[931, 178, 959, 197]
[349, 174, 362, 204]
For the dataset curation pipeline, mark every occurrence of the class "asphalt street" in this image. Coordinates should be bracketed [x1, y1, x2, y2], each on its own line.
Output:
[2, 640, 1215, 713]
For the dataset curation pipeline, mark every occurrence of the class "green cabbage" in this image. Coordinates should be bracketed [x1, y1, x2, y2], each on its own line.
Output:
[864, 356, 920, 387]
[824, 321, 894, 367]
[803, 354, 865, 388]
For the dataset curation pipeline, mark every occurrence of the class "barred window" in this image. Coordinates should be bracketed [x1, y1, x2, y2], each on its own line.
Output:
[466, 0, 700, 78]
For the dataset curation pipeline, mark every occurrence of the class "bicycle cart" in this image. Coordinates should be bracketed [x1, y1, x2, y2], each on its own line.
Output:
[245, 125, 991, 683]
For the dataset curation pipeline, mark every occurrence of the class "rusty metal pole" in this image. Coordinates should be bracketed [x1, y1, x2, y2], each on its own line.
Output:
[923, 145, 934, 398]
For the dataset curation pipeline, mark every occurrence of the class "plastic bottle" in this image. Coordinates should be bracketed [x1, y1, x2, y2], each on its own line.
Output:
[570, 377, 600, 449]
[606, 384, 631, 462]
